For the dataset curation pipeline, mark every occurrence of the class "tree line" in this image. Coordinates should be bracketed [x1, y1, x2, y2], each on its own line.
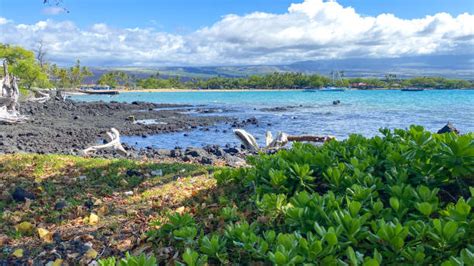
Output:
[101, 71, 473, 90]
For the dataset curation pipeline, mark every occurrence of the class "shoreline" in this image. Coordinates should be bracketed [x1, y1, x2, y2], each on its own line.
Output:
[117, 88, 304, 93]
[66, 87, 473, 94]
[0, 97, 252, 166]
[114, 87, 469, 93]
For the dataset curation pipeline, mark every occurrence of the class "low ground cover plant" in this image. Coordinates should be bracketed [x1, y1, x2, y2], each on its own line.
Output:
[129, 126, 473, 265]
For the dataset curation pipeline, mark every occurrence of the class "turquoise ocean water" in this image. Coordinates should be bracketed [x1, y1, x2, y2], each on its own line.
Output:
[72, 90, 474, 149]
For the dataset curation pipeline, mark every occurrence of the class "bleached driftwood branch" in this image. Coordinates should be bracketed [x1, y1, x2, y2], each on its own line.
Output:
[0, 106, 28, 124]
[0, 60, 28, 124]
[234, 129, 260, 152]
[28, 89, 50, 103]
[234, 129, 335, 152]
[82, 128, 128, 156]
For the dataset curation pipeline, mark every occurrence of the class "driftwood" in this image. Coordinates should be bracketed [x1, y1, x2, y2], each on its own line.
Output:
[234, 129, 335, 152]
[82, 128, 128, 156]
[28, 89, 51, 103]
[234, 129, 260, 152]
[0, 60, 28, 124]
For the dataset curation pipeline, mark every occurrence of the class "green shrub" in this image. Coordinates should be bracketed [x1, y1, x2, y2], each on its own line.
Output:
[98, 252, 157, 266]
[147, 126, 474, 264]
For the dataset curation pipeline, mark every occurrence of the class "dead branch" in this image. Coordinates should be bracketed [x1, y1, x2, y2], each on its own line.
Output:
[233, 129, 259, 152]
[234, 129, 335, 152]
[82, 128, 128, 156]
[28, 89, 51, 103]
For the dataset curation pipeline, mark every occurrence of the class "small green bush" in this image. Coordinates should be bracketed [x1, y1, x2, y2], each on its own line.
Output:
[98, 252, 157, 266]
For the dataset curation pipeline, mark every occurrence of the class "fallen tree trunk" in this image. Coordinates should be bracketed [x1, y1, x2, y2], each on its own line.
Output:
[82, 128, 128, 156]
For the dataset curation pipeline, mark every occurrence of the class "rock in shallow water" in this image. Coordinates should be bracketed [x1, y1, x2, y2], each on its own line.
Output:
[437, 122, 460, 134]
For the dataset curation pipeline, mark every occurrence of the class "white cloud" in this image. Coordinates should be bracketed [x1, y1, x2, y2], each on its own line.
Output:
[0, 17, 11, 25]
[1, 0, 473, 66]
[42, 6, 66, 15]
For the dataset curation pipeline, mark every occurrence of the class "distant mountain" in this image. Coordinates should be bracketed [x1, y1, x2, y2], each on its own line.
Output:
[87, 54, 474, 82]
[285, 54, 474, 78]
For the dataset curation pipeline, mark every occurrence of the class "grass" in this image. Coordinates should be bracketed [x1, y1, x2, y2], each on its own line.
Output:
[0, 154, 216, 263]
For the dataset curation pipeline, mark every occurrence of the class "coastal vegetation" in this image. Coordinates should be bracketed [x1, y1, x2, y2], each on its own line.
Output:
[2, 127, 473, 264]
[0, 44, 92, 92]
[99, 71, 474, 90]
[0, 44, 50, 91]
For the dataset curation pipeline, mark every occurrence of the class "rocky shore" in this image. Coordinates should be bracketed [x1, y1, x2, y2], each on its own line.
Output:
[0, 98, 252, 166]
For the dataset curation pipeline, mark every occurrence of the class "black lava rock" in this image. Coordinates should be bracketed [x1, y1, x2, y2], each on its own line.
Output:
[54, 200, 67, 211]
[437, 122, 460, 134]
[204, 145, 225, 157]
[53, 231, 62, 242]
[126, 169, 143, 177]
[200, 156, 214, 165]
[170, 149, 182, 158]
[84, 199, 94, 210]
[185, 147, 208, 158]
[12, 187, 36, 202]
[223, 147, 240, 155]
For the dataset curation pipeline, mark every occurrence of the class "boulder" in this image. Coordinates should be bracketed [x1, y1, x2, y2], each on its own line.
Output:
[223, 147, 240, 155]
[200, 156, 214, 165]
[170, 149, 182, 158]
[224, 154, 247, 167]
[185, 147, 208, 158]
[203, 145, 225, 157]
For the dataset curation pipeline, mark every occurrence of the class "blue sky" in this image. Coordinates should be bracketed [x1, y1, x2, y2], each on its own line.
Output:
[1, 0, 473, 66]
[1, 0, 473, 33]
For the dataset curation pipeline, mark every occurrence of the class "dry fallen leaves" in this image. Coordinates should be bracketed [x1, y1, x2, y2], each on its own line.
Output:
[37, 228, 53, 243]
[88, 213, 99, 225]
[12, 248, 24, 258]
[97, 205, 108, 216]
[45, 258, 64, 266]
[85, 248, 98, 259]
[116, 238, 133, 252]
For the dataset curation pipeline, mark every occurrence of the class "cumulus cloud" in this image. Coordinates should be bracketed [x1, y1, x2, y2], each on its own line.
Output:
[0, 17, 11, 25]
[1, 0, 473, 66]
